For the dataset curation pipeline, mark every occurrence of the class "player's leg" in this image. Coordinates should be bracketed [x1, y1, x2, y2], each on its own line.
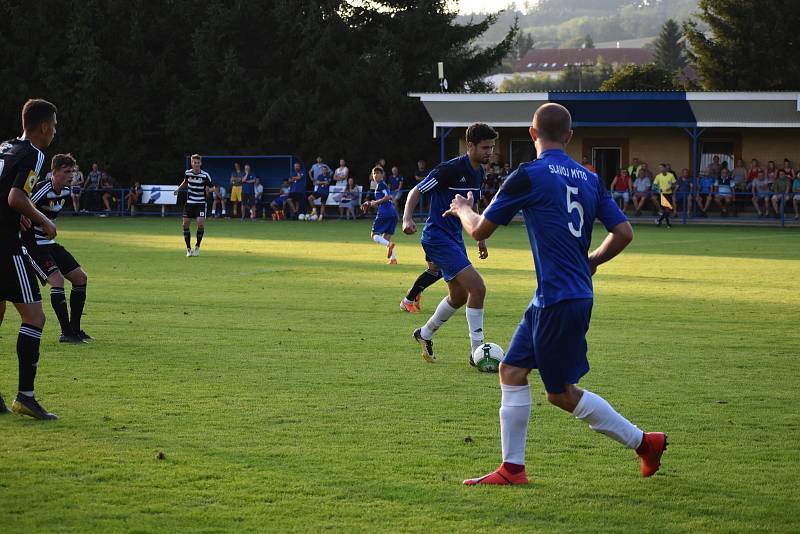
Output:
[401, 260, 442, 313]
[63, 266, 90, 340]
[182, 217, 192, 256]
[383, 230, 396, 263]
[307, 194, 317, 216]
[464, 309, 535, 486]
[46, 270, 76, 341]
[451, 266, 486, 353]
[793, 196, 799, 219]
[194, 216, 205, 255]
[6, 254, 57, 420]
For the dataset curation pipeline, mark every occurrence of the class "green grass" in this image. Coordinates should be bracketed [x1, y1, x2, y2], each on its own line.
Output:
[0, 218, 798, 533]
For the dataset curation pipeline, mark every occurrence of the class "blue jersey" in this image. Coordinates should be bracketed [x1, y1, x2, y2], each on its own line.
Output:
[416, 154, 483, 245]
[242, 174, 256, 194]
[483, 149, 627, 308]
[315, 174, 331, 194]
[290, 168, 306, 193]
[374, 181, 397, 217]
[388, 174, 403, 191]
[698, 176, 713, 194]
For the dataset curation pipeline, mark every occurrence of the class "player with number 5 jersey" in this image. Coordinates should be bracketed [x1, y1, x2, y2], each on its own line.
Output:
[445, 103, 666, 486]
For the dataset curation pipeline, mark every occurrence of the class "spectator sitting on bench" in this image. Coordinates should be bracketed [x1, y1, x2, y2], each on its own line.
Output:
[752, 169, 771, 217]
[211, 184, 226, 218]
[100, 172, 116, 212]
[126, 181, 142, 216]
[339, 177, 357, 220]
[771, 169, 792, 218]
[270, 180, 295, 220]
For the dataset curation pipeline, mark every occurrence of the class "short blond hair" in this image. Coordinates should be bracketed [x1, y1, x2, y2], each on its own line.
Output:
[191, 153, 202, 162]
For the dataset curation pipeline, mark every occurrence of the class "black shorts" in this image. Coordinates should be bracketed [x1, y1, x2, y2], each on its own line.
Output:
[183, 203, 206, 219]
[27, 242, 81, 281]
[0, 250, 42, 303]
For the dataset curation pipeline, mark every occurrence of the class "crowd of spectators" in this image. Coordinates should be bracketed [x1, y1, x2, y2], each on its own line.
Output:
[607, 156, 800, 221]
[55, 153, 800, 223]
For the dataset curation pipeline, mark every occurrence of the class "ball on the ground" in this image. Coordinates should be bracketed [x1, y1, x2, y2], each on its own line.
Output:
[298, 213, 306, 220]
[471, 342, 503, 373]
[309, 214, 318, 221]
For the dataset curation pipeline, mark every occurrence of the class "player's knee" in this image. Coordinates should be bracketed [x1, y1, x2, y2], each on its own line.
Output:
[73, 270, 88, 286]
[49, 272, 65, 288]
[499, 363, 528, 386]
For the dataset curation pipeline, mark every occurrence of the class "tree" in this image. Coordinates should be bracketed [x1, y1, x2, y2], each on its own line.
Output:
[583, 34, 595, 49]
[684, 0, 800, 90]
[653, 19, 686, 72]
[600, 64, 679, 91]
[516, 31, 535, 59]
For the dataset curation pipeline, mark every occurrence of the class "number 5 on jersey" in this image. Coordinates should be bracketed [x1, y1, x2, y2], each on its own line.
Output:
[566, 185, 584, 237]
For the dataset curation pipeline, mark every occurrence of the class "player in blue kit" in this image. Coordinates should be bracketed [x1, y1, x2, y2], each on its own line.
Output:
[444, 104, 666, 485]
[362, 166, 398, 264]
[402, 123, 494, 363]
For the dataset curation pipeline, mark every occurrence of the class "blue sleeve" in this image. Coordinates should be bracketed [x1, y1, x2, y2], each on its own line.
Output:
[483, 168, 531, 226]
[416, 163, 453, 194]
[595, 175, 628, 230]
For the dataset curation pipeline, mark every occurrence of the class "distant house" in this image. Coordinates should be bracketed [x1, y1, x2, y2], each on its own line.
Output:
[513, 48, 654, 78]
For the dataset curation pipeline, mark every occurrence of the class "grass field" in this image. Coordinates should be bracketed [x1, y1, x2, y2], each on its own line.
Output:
[0, 217, 798, 533]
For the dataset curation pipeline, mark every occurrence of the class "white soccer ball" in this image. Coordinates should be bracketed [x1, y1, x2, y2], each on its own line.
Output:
[309, 214, 318, 221]
[471, 342, 503, 373]
[298, 213, 306, 220]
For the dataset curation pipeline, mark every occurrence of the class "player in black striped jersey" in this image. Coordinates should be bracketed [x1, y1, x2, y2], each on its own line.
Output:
[175, 154, 213, 257]
[0, 98, 59, 420]
[24, 153, 92, 344]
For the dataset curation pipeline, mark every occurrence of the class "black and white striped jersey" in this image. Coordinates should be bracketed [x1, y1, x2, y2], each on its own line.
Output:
[0, 138, 45, 252]
[184, 169, 213, 204]
[24, 178, 70, 246]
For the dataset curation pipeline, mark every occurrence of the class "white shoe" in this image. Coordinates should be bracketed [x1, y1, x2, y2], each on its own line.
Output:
[186, 249, 192, 257]
[193, 246, 200, 257]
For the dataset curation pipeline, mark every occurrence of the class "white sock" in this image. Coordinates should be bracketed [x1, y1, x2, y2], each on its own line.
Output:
[500, 384, 531, 465]
[390, 246, 397, 260]
[465, 307, 484, 351]
[572, 390, 643, 449]
[373, 234, 390, 246]
[420, 297, 458, 339]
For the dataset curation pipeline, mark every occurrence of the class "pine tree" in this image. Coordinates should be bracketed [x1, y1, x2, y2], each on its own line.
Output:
[583, 34, 595, 49]
[684, 0, 800, 90]
[600, 64, 678, 91]
[653, 19, 686, 72]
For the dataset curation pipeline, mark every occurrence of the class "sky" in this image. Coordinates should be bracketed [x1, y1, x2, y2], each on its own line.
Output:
[454, 0, 519, 14]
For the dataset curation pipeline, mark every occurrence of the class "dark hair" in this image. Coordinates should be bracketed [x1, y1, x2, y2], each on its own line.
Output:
[465, 123, 498, 145]
[51, 153, 76, 170]
[22, 99, 57, 131]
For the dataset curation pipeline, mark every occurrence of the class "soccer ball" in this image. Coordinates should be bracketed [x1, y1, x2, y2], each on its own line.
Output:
[471, 342, 503, 373]
[298, 213, 306, 220]
[309, 214, 318, 221]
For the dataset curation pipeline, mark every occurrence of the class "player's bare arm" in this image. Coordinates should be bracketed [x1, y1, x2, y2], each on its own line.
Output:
[8, 188, 56, 240]
[402, 187, 420, 234]
[174, 178, 188, 195]
[587, 221, 634, 275]
[443, 191, 497, 242]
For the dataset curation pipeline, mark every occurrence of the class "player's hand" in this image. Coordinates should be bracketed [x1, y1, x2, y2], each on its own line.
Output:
[588, 256, 598, 276]
[443, 192, 474, 217]
[360, 201, 370, 213]
[478, 240, 488, 259]
[19, 215, 31, 231]
[41, 218, 57, 240]
[173, 189, 179, 196]
[403, 217, 417, 234]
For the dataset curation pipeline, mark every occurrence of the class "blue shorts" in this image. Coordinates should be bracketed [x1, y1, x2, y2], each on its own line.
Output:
[372, 215, 397, 236]
[503, 298, 593, 394]
[421, 238, 471, 282]
[273, 195, 288, 207]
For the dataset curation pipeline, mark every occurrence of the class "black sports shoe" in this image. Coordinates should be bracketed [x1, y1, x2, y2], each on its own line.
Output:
[59, 333, 86, 344]
[77, 330, 94, 342]
[11, 394, 58, 420]
[0, 393, 10, 414]
[413, 328, 436, 363]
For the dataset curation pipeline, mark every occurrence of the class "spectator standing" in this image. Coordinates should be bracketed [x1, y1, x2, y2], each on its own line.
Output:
[673, 168, 693, 217]
[241, 164, 256, 220]
[333, 159, 349, 187]
[714, 167, 735, 216]
[255, 177, 264, 218]
[609, 168, 633, 213]
[708, 155, 721, 179]
[751, 169, 771, 217]
[289, 162, 306, 217]
[581, 155, 596, 173]
[308, 165, 331, 220]
[771, 169, 792, 217]
[766, 160, 777, 186]
[627, 157, 641, 179]
[70, 163, 84, 214]
[229, 162, 243, 217]
[747, 158, 761, 185]
[696, 167, 715, 217]
[388, 166, 405, 209]
[781, 158, 795, 179]
[86, 162, 102, 211]
[309, 156, 329, 182]
[732, 159, 748, 188]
